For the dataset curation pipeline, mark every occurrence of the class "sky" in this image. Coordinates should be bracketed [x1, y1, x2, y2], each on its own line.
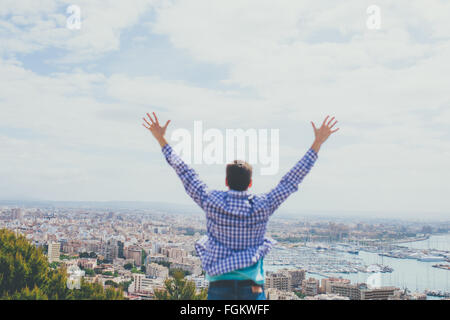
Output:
[0, 0, 449, 219]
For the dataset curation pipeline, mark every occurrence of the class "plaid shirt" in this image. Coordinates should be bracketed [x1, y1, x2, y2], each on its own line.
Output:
[162, 144, 318, 276]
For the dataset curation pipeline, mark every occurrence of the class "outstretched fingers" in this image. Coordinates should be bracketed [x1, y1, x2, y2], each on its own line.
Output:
[326, 116, 335, 127]
[143, 116, 152, 128]
[322, 115, 330, 127]
[329, 120, 338, 129]
[152, 112, 160, 125]
[146, 112, 156, 125]
[163, 120, 171, 129]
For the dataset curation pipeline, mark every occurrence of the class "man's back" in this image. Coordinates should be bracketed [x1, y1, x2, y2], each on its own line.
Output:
[198, 189, 274, 276]
[143, 112, 339, 299]
[161, 144, 318, 276]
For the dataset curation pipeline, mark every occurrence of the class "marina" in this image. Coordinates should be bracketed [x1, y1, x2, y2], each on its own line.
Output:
[265, 243, 395, 275]
[265, 233, 450, 296]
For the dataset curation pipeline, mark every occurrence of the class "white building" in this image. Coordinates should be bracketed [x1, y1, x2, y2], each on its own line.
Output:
[146, 263, 169, 279]
[185, 275, 209, 289]
[129, 273, 156, 293]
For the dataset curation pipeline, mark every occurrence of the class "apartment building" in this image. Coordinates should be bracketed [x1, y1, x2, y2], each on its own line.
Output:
[130, 273, 153, 293]
[302, 278, 320, 296]
[321, 277, 351, 294]
[185, 275, 209, 289]
[361, 287, 397, 300]
[48, 241, 60, 262]
[266, 272, 292, 292]
[125, 246, 142, 266]
[78, 258, 97, 270]
[279, 269, 305, 289]
[330, 282, 365, 300]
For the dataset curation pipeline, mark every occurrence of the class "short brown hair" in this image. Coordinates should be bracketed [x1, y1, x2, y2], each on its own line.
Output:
[226, 160, 252, 191]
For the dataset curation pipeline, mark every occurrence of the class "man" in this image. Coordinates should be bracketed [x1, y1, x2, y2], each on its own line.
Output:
[143, 113, 339, 300]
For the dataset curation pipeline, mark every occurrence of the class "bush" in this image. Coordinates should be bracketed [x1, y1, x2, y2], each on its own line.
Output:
[154, 272, 206, 300]
[0, 228, 124, 300]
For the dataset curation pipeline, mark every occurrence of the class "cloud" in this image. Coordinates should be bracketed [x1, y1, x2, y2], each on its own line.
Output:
[0, 1, 449, 218]
[0, 0, 159, 61]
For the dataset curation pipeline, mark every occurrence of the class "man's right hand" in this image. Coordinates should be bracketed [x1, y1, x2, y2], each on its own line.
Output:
[311, 115, 339, 153]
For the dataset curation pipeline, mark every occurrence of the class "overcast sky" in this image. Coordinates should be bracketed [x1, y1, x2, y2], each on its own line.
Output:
[0, 0, 449, 219]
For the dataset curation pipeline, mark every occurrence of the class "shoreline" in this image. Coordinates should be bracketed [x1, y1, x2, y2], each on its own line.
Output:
[390, 235, 430, 244]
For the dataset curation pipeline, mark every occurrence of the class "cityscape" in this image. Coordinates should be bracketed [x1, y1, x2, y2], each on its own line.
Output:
[1, 202, 448, 300]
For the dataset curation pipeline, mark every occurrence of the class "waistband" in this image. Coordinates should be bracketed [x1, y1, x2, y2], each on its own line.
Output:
[209, 280, 262, 288]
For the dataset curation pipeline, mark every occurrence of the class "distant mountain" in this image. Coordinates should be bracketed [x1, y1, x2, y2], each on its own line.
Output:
[0, 200, 203, 215]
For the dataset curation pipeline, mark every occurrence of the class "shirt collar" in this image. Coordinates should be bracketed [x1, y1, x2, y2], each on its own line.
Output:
[227, 189, 250, 198]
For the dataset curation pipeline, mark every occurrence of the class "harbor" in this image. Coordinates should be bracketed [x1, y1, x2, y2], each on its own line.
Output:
[265, 233, 450, 297]
[265, 243, 395, 275]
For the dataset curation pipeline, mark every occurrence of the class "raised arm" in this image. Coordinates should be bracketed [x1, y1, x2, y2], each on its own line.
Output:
[143, 112, 209, 209]
[265, 115, 339, 214]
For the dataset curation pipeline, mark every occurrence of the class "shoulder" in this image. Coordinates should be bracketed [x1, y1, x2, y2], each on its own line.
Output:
[247, 193, 270, 209]
[207, 190, 227, 202]
[250, 193, 268, 202]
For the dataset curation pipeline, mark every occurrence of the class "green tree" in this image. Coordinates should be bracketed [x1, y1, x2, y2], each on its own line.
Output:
[4, 286, 49, 300]
[70, 278, 123, 300]
[0, 228, 124, 300]
[124, 263, 133, 270]
[131, 267, 144, 274]
[154, 271, 206, 300]
[79, 252, 89, 258]
[169, 268, 191, 278]
[94, 268, 103, 274]
[84, 268, 95, 276]
[0, 229, 49, 297]
[104, 280, 119, 288]
[119, 280, 132, 293]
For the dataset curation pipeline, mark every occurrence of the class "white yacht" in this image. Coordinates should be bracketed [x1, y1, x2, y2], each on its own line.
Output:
[419, 255, 445, 262]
